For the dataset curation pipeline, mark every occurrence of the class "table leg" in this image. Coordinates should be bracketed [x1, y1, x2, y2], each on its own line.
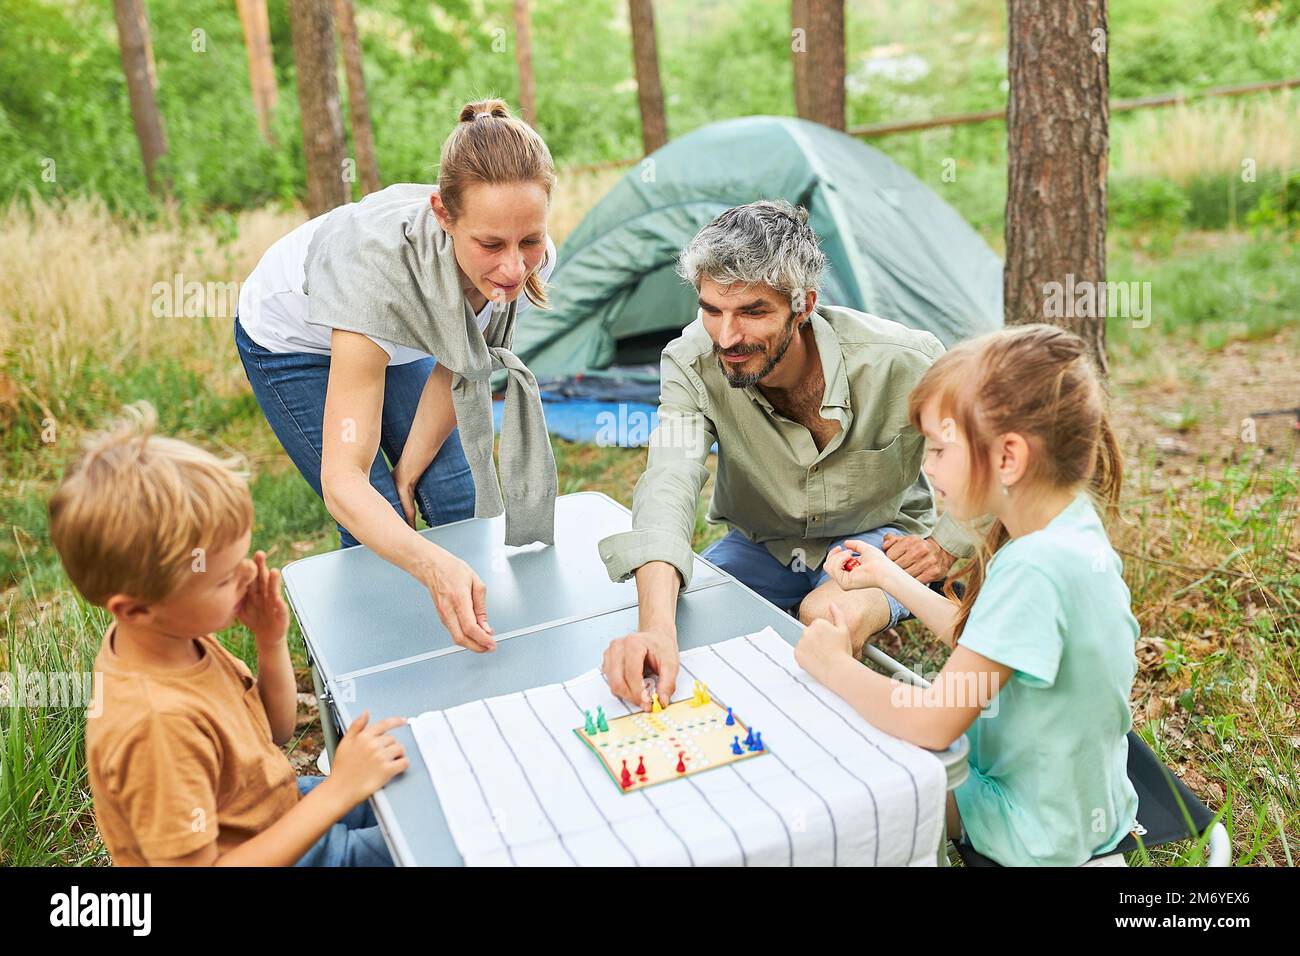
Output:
[311, 662, 340, 760]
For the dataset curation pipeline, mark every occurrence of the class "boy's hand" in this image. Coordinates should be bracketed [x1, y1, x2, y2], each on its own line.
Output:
[329, 711, 409, 805]
[236, 551, 289, 645]
[795, 602, 855, 683]
[824, 540, 890, 591]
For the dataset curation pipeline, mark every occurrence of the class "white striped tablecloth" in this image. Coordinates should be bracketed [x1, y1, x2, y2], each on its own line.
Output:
[408, 626, 946, 866]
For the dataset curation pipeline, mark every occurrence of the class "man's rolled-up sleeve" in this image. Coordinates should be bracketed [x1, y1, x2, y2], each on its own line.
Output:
[599, 354, 715, 589]
[931, 510, 976, 559]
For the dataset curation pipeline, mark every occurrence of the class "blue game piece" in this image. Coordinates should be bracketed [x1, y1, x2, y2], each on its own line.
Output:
[725, 707, 735, 726]
[730, 735, 744, 755]
[753, 732, 765, 752]
[744, 726, 755, 747]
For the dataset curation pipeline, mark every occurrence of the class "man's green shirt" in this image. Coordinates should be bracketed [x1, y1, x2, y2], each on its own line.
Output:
[599, 304, 973, 587]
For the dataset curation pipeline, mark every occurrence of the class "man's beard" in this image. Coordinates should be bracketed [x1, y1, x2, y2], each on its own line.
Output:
[714, 311, 800, 388]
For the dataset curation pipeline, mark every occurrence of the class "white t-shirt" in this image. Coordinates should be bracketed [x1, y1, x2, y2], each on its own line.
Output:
[237, 193, 557, 366]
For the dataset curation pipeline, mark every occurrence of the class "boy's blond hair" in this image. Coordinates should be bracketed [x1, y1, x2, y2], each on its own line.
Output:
[48, 402, 254, 606]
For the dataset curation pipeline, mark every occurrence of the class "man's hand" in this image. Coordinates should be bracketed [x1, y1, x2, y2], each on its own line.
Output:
[236, 550, 289, 645]
[602, 625, 679, 711]
[881, 534, 955, 584]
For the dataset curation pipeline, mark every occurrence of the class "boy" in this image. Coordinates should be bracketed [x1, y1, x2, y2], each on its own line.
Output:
[49, 403, 408, 866]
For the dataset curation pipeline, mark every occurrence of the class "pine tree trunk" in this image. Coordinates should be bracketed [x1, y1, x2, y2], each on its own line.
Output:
[512, 0, 537, 127]
[791, 0, 845, 131]
[111, 0, 169, 194]
[629, 0, 667, 154]
[289, 0, 349, 217]
[335, 0, 381, 195]
[1004, 0, 1110, 375]
[237, 0, 278, 144]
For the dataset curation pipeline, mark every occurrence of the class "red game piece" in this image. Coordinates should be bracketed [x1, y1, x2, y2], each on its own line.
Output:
[843, 557, 861, 572]
[635, 756, 646, 777]
[621, 760, 633, 789]
[675, 752, 686, 773]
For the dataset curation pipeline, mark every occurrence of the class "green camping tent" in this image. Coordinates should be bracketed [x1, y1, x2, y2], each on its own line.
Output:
[513, 115, 1003, 379]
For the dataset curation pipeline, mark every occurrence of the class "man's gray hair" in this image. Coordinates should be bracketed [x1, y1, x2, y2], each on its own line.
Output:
[675, 199, 827, 308]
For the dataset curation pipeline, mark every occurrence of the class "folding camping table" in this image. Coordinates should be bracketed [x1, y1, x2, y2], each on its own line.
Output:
[281, 492, 970, 866]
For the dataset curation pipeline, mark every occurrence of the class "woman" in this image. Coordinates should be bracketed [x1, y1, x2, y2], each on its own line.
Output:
[235, 99, 557, 652]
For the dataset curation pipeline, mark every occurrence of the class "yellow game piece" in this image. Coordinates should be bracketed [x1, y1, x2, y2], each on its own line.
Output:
[690, 680, 702, 707]
[700, 682, 711, 705]
[651, 692, 663, 713]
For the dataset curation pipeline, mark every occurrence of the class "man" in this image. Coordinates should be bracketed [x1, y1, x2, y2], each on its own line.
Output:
[597, 200, 973, 709]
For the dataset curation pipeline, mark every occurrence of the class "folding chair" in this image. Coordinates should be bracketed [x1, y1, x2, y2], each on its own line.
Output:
[952, 730, 1231, 867]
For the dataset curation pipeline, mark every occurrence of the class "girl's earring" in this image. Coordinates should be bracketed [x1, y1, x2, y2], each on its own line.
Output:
[1000, 482, 1010, 496]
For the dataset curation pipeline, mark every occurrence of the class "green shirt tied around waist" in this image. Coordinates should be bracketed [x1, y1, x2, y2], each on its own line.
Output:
[598, 304, 975, 588]
[954, 491, 1141, 866]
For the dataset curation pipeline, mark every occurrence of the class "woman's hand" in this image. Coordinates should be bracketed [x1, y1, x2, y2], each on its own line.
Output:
[795, 602, 855, 684]
[391, 457, 425, 529]
[823, 539, 892, 592]
[419, 549, 496, 652]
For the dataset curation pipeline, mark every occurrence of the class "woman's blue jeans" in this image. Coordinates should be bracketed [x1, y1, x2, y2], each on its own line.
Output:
[234, 315, 476, 547]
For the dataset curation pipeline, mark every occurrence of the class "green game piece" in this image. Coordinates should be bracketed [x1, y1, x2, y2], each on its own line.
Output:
[596, 706, 609, 733]
[583, 710, 596, 735]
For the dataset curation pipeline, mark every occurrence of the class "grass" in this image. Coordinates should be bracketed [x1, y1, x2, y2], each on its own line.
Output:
[2, 159, 1298, 864]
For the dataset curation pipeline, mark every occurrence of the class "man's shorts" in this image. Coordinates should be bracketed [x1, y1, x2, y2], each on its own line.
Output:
[700, 524, 912, 629]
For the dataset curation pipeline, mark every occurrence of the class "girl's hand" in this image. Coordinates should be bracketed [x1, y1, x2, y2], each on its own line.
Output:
[236, 551, 289, 645]
[824, 539, 891, 591]
[795, 603, 855, 682]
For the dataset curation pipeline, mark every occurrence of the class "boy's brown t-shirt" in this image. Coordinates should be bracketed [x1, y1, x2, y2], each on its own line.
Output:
[85, 623, 300, 865]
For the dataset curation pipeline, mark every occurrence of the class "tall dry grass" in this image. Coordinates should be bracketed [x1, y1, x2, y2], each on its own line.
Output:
[1112, 90, 1300, 183]
[0, 197, 300, 416]
[0, 165, 623, 421]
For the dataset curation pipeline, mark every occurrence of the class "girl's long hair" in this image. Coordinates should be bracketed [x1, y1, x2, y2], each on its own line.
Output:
[908, 324, 1123, 640]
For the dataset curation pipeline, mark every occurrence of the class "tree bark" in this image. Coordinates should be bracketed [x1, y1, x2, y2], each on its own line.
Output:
[791, 0, 845, 131]
[335, 0, 381, 195]
[288, 0, 349, 217]
[1004, 0, 1110, 375]
[237, 0, 278, 144]
[628, 0, 667, 154]
[512, 0, 537, 127]
[111, 0, 169, 193]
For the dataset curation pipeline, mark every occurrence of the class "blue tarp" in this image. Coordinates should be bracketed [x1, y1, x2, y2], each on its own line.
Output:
[492, 396, 660, 447]
[492, 396, 717, 452]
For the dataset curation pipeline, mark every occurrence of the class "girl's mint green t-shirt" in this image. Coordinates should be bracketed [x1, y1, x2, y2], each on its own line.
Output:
[953, 492, 1140, 866]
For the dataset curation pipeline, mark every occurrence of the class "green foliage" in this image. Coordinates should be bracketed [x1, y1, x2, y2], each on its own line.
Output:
[1107, 234, 1299, 352]
[1245, 170, 1300, 235]
[7, 0, 1300, 216]
[1110, 176, 1191, 234]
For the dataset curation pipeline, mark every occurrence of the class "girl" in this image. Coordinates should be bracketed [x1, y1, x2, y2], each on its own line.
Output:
[235, 99, 557, 653]
[795, 324, 1140, 866]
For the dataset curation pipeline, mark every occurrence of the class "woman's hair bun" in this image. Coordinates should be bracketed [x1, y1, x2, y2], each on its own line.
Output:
[459, 98, 512, 123]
